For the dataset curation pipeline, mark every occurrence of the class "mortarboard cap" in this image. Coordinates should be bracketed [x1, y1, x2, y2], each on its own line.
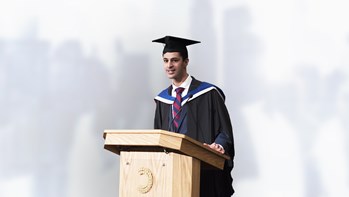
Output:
[152, 35, 200, 58]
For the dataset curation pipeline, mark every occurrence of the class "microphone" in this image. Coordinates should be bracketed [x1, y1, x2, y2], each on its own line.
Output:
[168, 94, 193, 132]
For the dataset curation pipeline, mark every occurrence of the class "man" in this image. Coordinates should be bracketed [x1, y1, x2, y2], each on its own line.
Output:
[153, 35, 235, 197]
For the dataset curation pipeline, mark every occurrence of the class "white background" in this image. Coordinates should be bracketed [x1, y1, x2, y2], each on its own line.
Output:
[1, 0, 349, 196]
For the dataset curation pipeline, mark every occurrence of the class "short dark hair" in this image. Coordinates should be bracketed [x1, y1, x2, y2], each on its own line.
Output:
[163, 51, 188, 60]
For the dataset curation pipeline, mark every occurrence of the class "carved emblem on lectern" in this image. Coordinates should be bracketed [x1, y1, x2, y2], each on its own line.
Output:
[137, 167, 154, 194]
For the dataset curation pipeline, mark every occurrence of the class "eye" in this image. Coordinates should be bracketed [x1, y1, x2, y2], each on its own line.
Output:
[163, 59, 168, 63]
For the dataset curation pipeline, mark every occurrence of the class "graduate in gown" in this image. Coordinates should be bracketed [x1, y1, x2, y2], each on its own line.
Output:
[152, 36, 235, 197]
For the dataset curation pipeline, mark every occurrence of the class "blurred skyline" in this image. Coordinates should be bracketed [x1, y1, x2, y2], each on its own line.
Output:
[1, 0, 349, 197]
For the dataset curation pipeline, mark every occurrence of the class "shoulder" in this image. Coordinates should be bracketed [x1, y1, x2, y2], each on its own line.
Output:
[154, 85, 173, 104]
[190, 77, 226, 101]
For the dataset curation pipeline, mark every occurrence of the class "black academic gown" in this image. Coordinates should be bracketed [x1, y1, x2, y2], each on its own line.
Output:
[154, 76, 235, 197]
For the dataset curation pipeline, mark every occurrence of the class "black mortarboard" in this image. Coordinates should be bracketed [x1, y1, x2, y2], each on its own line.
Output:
[152, 36, 200, 57]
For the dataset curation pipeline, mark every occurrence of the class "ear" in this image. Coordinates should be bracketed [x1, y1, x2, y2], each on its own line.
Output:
[184, 58, 189, 66]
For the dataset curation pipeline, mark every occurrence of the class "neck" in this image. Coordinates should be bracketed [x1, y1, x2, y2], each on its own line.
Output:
[173, 73, 189, 87]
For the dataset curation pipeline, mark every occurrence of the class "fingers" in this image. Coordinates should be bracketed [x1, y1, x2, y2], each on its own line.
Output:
[203, 142, 225, 154]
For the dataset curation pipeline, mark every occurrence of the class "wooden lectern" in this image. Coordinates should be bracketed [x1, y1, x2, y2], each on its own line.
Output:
[103, 129, 230, 197]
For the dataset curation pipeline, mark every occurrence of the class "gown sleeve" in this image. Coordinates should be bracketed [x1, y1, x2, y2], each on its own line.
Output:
[154, 100, 162, 129]
[212, 90, 235, 158]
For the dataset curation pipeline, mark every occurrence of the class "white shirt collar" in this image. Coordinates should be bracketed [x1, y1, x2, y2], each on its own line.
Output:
[171, 74, 192, 97]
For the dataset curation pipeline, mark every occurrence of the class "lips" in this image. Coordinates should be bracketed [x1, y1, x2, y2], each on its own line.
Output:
[167, 69, 175, 75]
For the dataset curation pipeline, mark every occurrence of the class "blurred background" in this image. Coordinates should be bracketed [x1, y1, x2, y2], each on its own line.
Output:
[1, 0, 349, 196]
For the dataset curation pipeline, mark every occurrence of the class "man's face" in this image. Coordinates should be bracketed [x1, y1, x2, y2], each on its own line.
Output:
[163, 52, 188, 82]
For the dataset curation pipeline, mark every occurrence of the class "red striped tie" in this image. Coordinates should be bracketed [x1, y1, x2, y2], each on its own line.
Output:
[173, 87, 185, 129]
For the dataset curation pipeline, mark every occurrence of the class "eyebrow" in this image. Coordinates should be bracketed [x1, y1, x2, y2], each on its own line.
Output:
[163, 57, 180, 60]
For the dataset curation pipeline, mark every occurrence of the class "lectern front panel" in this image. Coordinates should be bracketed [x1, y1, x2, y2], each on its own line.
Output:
[119, 151, 200, 197]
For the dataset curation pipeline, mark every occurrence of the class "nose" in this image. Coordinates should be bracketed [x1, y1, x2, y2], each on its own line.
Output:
[166, 61, 173, 68]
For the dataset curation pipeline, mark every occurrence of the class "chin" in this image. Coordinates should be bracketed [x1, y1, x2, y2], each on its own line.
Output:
[167, 74, 176, 79]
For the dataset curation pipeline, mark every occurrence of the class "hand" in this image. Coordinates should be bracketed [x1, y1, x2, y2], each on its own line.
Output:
[203, 142, 225, 154]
